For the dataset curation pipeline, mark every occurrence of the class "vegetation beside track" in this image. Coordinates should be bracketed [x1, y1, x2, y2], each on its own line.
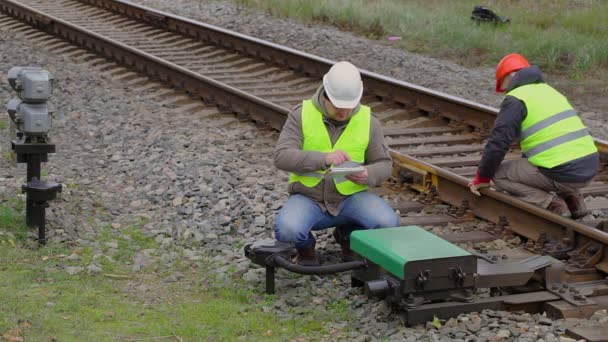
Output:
[0, 200, 337, 341]
[233, 0, 607, 80]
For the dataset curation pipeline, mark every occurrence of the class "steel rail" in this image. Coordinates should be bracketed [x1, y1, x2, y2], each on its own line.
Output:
[74, 0, 608, 155]
[391, 151, 608, 245]
[76, 0, 499, 130]
[0, 0, 288, 129]
[1, 0, 606, 269]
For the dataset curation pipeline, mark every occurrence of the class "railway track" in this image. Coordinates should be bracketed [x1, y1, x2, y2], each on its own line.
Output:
[1, 0, 608, 328]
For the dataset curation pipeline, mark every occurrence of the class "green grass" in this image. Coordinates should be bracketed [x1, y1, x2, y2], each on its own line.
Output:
[3, 151, 13, 163]
[0, 202, 330, 341]
[0, 198, 27, 241]
[0, 118, 6, 130]
[327, 299, 349, 321]
[234, 0, 608, 78]
[0, 246, 306, 341]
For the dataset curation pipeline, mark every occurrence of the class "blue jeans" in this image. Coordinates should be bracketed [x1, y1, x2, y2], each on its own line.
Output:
[274, 191, 399, 248]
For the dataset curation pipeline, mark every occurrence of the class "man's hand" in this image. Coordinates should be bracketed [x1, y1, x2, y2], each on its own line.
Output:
[325, 150, 351, 166]
[346, 167, 368, 185]
[468, 170, 492, 196]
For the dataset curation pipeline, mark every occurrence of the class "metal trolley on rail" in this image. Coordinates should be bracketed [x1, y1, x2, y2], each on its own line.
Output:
[245, 225, 604, 325]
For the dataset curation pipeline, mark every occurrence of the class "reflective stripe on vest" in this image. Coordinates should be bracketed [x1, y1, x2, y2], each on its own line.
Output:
[288, 100, 370, 195]
[507, 83, 597, 168]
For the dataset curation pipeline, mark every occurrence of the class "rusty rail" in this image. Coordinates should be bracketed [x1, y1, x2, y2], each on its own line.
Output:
[76, 0, 498, 130]
[0, 0, 288, 129]
[392, 152, 608, 244]
[73, 0, 608, 154]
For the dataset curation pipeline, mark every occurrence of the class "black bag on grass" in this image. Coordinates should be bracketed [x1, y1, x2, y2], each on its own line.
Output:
[471, 6, 510, 24]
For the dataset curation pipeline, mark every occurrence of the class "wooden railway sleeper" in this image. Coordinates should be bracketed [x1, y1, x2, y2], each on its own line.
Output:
[424, 106, 441, 119]
[143, 10, 167, 28]
[471, 119, 492, 138]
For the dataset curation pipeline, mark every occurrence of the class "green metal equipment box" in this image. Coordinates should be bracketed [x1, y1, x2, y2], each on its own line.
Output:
[351, 226, 476, 294]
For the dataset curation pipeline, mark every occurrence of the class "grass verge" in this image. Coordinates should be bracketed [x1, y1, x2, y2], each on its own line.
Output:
[234, 0, 608, 78]
[0, 202, 334, 341]
[0, 197, 27, 242]
[0, 250, 299, 340]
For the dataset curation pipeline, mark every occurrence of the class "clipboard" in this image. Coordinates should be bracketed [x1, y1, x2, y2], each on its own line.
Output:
[327, 166, 365, 177]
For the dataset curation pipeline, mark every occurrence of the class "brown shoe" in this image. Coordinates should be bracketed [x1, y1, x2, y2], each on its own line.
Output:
[547, 196, 571, 217]
[295, 245, 320, 267]
[339, 240, 357, 262]
[563, 194, 587, 219]
[333, 227, 356, 262]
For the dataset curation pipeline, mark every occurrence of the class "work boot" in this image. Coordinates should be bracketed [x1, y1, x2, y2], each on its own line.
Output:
[547, 196, 571, 217]
[339, 239, 357, 262]
[332, 227, 343, 244]
[295, 244, 320, 267]
[563, 194, 588, 219]
[333, 227, 357, 262]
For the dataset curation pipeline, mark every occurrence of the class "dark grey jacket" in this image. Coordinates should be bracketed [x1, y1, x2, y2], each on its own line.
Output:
[273, 85, 392, 215]
[478, 66, 598, 183]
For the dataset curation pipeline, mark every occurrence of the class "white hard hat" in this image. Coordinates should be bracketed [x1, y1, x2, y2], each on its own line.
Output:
[322, 61, 363, 109]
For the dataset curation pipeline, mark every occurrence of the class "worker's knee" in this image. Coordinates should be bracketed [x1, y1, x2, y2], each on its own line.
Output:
[344, 192, 399, 228]
[369, 210, 399, 228]
[274, 218, 309, 244]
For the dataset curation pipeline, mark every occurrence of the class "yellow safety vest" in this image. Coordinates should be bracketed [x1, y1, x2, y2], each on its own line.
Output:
[288, 100, 370, 195]
[507, 83, 597, 168]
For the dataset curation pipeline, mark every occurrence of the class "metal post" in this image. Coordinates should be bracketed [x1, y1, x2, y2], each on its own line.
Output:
[266, 266, 275, 294]
[6, 67, 59, 246]
[26, 154, 41, 181]
[15, 146, 60, 245]
[26, 197, 34, 227]
[25, 154, 41, 228]
[37, 208, 46, 245]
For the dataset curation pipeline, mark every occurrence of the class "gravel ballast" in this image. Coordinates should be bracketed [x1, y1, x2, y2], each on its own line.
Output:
[0, 2, 606, 341]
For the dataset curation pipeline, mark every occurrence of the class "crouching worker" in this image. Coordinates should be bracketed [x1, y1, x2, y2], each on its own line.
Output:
[469, 53, 599, 218]
[273, 61, 399, 266]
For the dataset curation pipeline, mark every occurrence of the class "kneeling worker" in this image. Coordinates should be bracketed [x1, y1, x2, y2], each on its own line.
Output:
[273, 61, 399, 266]
[469, 53, 598, 218]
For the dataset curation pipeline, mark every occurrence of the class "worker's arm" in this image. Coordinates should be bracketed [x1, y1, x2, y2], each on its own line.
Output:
[478, 96, 527, 179]
[363, 116, 393, 187]
[273, 106, 327, 173]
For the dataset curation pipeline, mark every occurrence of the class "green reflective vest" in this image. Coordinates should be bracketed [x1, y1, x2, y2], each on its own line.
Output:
[288, 100, 370, 195]
[507, 83, 597, 168]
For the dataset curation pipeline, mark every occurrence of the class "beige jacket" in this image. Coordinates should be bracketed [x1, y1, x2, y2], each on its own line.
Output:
[273, 85, 392, 215]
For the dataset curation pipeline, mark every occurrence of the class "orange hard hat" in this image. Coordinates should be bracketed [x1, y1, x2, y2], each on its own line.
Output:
[495, 53, 530, 92]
